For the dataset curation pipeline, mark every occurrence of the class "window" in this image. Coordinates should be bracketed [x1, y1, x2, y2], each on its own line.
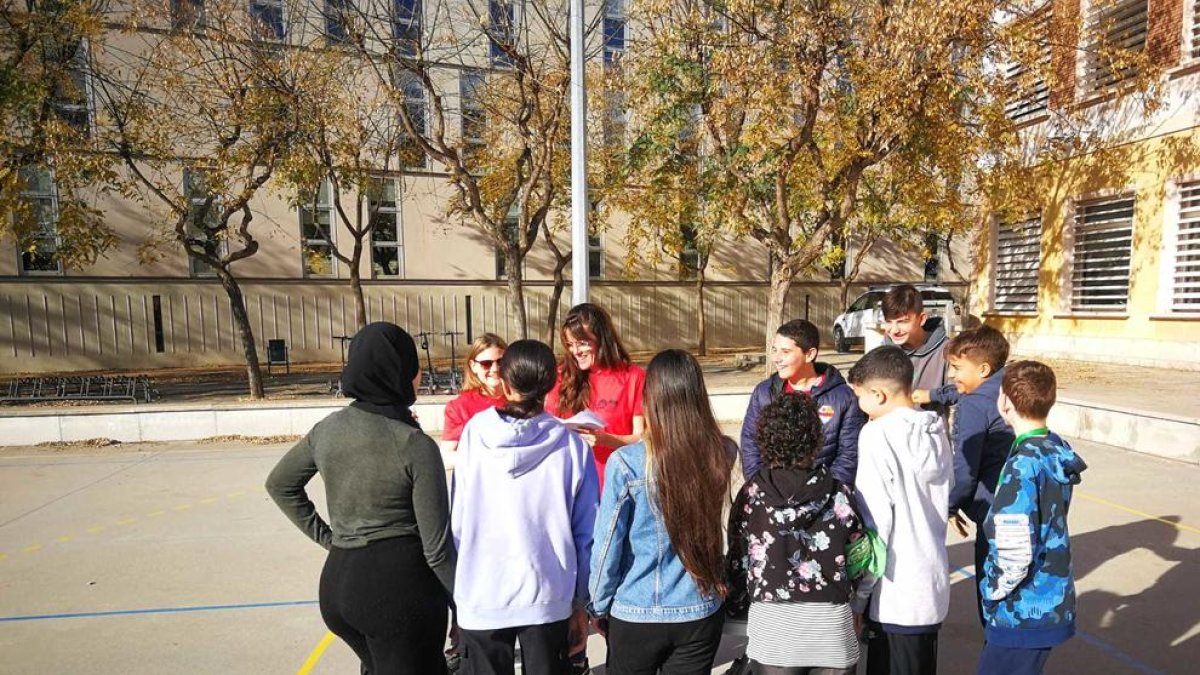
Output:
[1192, 0, 1200, 60]
[1084, 0, 1147, 92]
[460, 69, 487, 155]
[495, 205, 536, 279]
[183, 168, 227, 277]
[300, 179, 337, 277]
[489, 0, 515, 67]
[923, 232, 941, 283]
[679, 223, 703, 280]
[603, 90, 627, 146]
[1004, 4, 1052, 122]
[248, 0, 285, 40]
[16, 167, 62, 275]
[993, 215, 1042, 313]
[396, 72, 427, 168]
[50, 39, 92, 135]
[325, 0, 352, 44]
[1071, 195, 1134, 311]
[1172, 182, 1200, 311]
[170, 0, 206, 30]
[603, 0, 626, 64]
[369, 176, 404, 278]
[392, 0, 420, 56]
[589, 234, 603, 279]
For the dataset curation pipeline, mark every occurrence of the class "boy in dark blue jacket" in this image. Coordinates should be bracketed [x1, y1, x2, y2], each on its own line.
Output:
[914, 324, 1014, 621]
[740, 319, 864, 486]
[980, 360, 1085, 675]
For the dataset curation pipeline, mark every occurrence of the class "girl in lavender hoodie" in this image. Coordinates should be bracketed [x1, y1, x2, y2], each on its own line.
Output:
[452, 339, 599, 675]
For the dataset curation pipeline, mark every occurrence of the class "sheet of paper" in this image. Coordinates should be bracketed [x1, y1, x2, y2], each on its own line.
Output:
[563, 409, 605, 432]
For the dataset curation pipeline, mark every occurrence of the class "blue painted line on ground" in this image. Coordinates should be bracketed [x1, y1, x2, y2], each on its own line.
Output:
[951, 566, 1165, 675]
[0, 599, 318, 623]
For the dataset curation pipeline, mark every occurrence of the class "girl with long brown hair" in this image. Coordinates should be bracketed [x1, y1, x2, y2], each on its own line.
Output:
[588, 349, 734, 675]
[546, 303, 645, 483]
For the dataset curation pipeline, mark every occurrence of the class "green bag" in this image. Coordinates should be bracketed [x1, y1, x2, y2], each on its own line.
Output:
[846, 528, 887, 579]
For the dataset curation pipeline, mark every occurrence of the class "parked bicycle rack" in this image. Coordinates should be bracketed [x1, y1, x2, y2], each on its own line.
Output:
[1, 376, 158, 404]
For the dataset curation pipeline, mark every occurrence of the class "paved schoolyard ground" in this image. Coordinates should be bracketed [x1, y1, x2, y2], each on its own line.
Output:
[0, 434, 1195, 674]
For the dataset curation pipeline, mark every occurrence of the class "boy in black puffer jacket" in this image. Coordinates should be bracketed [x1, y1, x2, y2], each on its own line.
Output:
[740, 319, 865, 486]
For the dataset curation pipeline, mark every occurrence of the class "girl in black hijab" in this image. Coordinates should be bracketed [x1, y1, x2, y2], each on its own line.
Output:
[267, 322, 454, 675]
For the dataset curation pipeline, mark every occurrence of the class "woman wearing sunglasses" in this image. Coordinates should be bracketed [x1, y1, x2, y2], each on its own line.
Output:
[441, 333, 508, 461]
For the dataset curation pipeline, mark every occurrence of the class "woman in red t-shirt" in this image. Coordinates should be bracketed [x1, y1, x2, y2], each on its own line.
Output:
[440, 333, 508, 465]
[546, 303, 645, 482]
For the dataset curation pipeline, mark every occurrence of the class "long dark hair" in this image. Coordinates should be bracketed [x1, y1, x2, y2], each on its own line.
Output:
[643, 349, 731, 597]
[497, 340, 558, 420]
[557, 303, 631, 415]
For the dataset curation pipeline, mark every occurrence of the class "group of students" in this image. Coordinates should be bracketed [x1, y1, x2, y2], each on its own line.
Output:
[265, 287, 1087, 675]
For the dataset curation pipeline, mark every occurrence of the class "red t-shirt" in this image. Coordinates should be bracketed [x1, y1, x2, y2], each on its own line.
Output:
[546, 363, 646, 484]
[442, 389, 508, 442]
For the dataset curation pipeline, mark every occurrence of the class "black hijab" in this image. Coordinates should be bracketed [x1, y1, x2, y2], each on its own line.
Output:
[341, 322, 421, 428]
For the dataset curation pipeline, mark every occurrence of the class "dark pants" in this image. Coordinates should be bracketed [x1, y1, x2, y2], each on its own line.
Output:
[460, 619, 571, 675]
[865, 625, 939, 675]
[319, 537, 449, 675]
[605, 611, 725, 675]
[750, 661, 855, 675]
[973, 528, 988, 626]
[976, 644, 1052, 675]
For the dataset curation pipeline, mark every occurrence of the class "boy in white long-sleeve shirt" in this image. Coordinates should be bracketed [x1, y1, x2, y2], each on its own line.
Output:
[848, 346, 953, 675]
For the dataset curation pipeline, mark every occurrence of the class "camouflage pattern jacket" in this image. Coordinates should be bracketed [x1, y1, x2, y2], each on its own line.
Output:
[981, 431, 1087, 648]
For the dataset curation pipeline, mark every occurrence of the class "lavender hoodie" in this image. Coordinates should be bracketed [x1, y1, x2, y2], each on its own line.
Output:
[451, 407, 599, 630]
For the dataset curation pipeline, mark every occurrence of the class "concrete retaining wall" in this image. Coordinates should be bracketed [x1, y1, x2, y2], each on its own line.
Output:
[3, 392, 1196, 465]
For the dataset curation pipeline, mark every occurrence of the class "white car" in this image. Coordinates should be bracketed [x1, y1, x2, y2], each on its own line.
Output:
[832, 285, 961, 353]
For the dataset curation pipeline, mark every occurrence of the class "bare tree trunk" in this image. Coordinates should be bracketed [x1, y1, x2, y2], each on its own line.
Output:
[349, 237, 367, 329]
[504, 247, 529, 339]
[764, 268, 792, 373]
[840, 279, 852, 312]
[696, 269, 708, 356]
[218, 271, 264, 399]
[545, 254, 570, 349]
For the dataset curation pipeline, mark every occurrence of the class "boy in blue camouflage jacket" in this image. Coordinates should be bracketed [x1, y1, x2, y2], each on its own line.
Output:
[978, 361, 1087, 675]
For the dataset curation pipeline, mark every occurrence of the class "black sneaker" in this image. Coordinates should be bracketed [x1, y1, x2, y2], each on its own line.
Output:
[569, 651, 589, 674]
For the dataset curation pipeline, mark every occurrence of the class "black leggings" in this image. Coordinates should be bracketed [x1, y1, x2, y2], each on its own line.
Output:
[605, 611, 725, 675]
[319, 536, 449, 675]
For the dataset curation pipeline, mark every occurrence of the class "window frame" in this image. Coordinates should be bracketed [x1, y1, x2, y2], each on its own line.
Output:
[396, 72, 428, 169]
[1168, 179, 1200, 312]
[183, 168, 228, 278]
[368, 175, 405, 279]
[16, 167, 64, 276]
[392, 0, 422, 56]
[459, 69, 487, 151]
[300, 179, 338, 278]
[1081, 0, 1148, 94]
[170, 0, 206, 30]
[324, 0, 353, 44]
[603, 0, 627, 64]
[248, 0, 286, 41]
[488, 0, 517, 67]
[1067, 193, 1136, 313]
[991, 213, 1043, 314]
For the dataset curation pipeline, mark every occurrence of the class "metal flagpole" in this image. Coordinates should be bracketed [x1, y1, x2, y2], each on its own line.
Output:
[569, 0, 589, 305]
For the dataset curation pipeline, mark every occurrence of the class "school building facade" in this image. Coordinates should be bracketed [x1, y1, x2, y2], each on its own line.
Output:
[974, 0, 1200, 370]
[1, 0, 968, 375]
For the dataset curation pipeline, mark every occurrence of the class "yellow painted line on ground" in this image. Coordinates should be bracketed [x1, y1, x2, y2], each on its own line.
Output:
[0, 553, 7, 561]
[87, 525, 105, 534]
[227, 491, 245, 498]
[116, 517, 136, 525]
[147, 511, 166, 518]
[199, 497, 218, 504]
[172, 504, 192, 512]
[296, 631, 336, 675]
[1078, 492, 1200, 536]
[56, 535, 74, 543]
[22, 544, 42, 554]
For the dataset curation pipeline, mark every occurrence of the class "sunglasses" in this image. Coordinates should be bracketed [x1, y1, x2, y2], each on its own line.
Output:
[474, 358, 502, 370]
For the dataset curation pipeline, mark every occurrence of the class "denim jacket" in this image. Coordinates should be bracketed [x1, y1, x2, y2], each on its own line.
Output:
[588, 441, 725, 623]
